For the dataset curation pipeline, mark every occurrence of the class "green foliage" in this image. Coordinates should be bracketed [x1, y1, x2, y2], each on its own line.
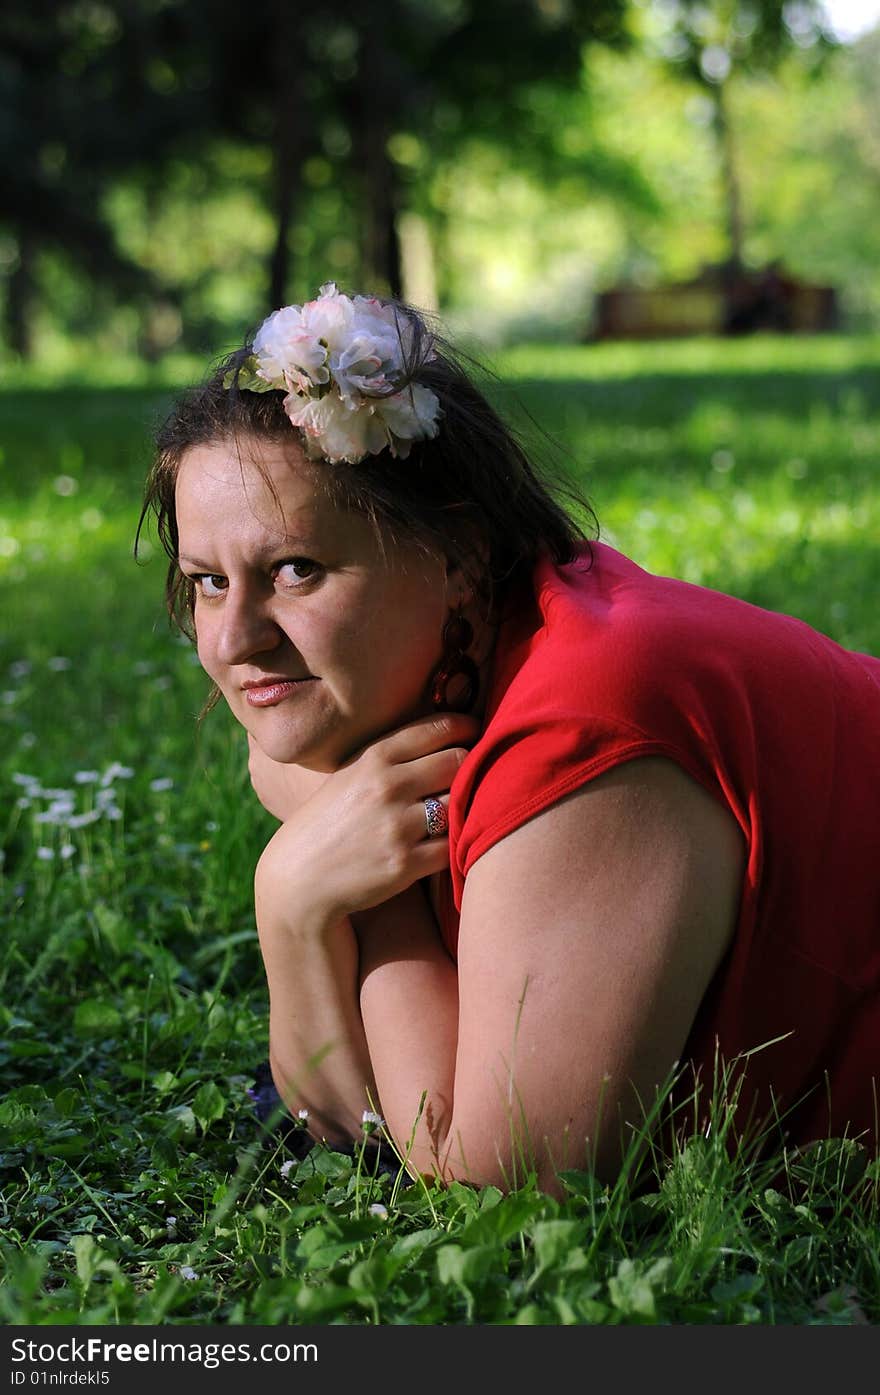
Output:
[0, 0, 633, 357]
[0, 339, 878, 1324]
[6, 0, 880, 361]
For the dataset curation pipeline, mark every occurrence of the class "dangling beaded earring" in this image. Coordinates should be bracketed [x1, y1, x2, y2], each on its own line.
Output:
[431, 609, 479, 713]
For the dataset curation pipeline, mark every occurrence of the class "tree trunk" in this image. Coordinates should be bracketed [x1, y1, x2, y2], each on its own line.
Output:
[6, 231, 36, 359]
[268, 4, 305, 309]
[399, 211, 439, 311]
[362, 125, 403, 297]
[711, 79, 744, 273]
[711, 78, 752, 334]
[356, 28, 403, 296]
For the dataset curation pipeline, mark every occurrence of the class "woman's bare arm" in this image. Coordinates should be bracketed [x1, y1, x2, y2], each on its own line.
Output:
[251, 712, 475, 1144]
[355, 756, 745, 1195]
[251, 719, 744, 1192]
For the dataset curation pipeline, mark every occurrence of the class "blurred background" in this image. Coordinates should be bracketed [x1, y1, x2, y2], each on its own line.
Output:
[2, 0, 879, 372]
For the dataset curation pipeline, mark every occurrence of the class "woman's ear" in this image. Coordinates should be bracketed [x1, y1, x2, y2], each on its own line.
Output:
[444, 528, 490, 610]
[444, 560, 473, 610]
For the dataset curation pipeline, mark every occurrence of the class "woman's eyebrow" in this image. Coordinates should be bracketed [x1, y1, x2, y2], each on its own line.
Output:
[178, 555, 221, 570]
[178, 537, 316, 569]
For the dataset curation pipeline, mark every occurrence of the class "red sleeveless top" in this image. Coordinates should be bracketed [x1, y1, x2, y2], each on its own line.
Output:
[441, 542, 880, 1154]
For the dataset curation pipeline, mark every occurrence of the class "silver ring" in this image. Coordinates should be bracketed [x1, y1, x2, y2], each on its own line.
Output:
[423, 796, 448, 839]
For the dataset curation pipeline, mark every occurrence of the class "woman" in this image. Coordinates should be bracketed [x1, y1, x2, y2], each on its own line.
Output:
[140, 283, 880, 1198]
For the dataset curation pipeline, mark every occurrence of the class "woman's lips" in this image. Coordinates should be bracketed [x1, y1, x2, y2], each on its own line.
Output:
[243, 679, 316, 708]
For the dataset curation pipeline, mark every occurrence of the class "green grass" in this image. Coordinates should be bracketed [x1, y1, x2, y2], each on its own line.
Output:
[1, 333, 879, 1325]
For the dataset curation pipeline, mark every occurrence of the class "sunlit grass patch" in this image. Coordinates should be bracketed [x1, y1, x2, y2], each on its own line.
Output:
[492, 334, 880, 653]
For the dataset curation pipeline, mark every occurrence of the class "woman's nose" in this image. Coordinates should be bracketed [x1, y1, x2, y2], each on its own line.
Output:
[214, 588, 281, 666]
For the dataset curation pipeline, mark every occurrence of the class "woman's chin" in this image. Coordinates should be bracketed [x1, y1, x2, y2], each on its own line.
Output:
[244, 717, 347, 773]
[241, 695, 427, 771]
[252, 735, 332, 771]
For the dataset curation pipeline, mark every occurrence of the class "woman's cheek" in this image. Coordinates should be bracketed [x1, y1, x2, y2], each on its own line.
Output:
[195, 641, 224, 691]
[191, 613, 214, 672]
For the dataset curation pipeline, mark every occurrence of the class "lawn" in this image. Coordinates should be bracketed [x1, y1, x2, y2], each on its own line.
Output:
[1, 333, 878, 1325]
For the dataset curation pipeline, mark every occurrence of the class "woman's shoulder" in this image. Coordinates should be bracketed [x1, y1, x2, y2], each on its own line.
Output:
[448, 544, 711, 906]
[510, 539, 868, 718]
[490, 541, 731, 730]
[450, 539, 877, 907]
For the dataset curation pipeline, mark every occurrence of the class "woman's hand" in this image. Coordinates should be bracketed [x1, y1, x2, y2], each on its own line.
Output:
[254, 711, 479, 931]
[247, 733, 329, 821]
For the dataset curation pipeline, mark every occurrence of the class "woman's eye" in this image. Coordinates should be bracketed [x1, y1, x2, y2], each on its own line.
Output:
[194, 574, 227, 599]
[275, 558, 320, 587]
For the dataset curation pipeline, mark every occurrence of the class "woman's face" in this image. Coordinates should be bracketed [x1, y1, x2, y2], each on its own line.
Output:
[175, 436, 457, 770]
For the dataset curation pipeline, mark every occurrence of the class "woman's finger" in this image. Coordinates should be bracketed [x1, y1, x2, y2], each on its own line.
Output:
[409, 792, 450, 845]
[405, 832, 453, 881]
[392, 746, 469, 801]
[354, 712, 480, 768]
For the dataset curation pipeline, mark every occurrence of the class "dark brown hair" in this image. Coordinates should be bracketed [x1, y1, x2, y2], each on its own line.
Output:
[137, 295, 596, 638]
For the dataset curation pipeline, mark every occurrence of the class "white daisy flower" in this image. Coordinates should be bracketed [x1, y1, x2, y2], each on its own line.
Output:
[101, 763, 134, 785]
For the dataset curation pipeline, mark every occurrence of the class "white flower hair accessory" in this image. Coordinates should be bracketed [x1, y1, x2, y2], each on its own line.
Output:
[224, 282, 441, 465]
